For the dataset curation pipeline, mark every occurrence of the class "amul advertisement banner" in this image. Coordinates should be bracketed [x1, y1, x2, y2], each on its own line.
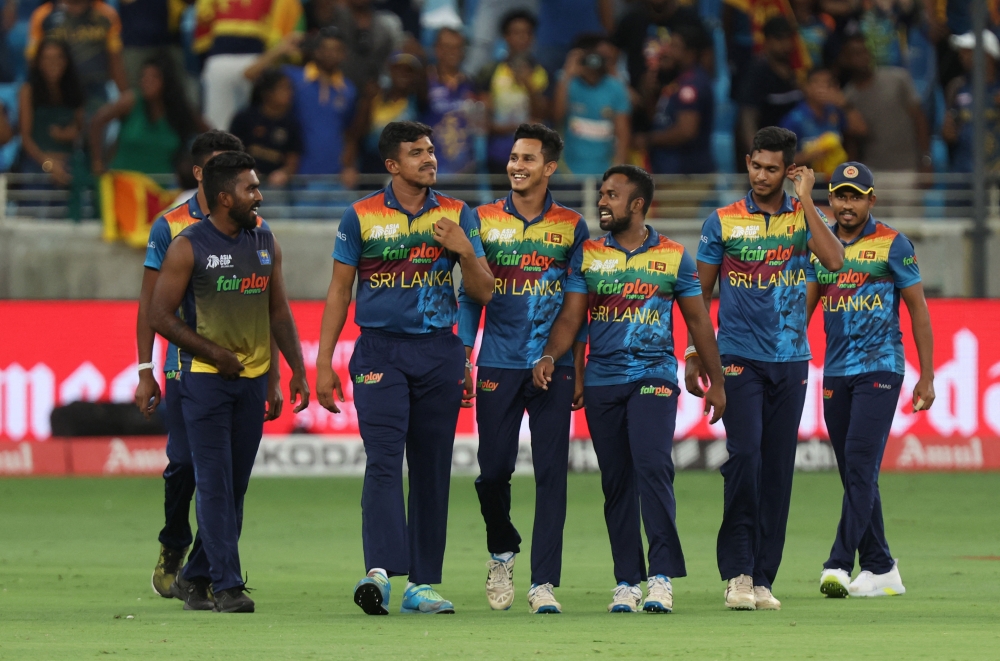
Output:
[1, 300, 998, 471]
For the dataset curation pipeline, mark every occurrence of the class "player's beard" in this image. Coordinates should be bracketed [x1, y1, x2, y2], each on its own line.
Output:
[599, 206, 631, 234]
[231, 200, 260, 230]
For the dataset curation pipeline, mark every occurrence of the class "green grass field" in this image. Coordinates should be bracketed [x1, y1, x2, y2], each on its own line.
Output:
[1, 472, 998, 660]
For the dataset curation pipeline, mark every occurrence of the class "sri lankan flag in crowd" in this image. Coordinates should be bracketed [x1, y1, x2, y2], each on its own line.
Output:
[723, 0, 812, 72]
[100, 171, 178, 249]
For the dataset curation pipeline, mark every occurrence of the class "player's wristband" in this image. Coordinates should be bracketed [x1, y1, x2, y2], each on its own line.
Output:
[683, 346, 698, 359]
[532, 355, 555, 367]
[137, 362, 155, 372]
[465, 359, 473, 371]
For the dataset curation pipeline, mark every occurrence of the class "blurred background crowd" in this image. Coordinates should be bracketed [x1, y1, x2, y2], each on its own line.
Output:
[0, 0, 996, 210]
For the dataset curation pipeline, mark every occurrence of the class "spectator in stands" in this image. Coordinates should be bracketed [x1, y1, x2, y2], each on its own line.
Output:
[647, 25, 715, 174]
[230, 68, 302, 186]
[193, 0, 302, 131]
[857, 0, 921, 68]
[465, 0, 534, 77]
[535, 0, 614, 75]
[424, 27, 477, 175]
[26, 0, 127, 115]
[118, 0, 187, 95]
[792, 0, 833, 68]
[358, 51, 425, 173]
[840, 33, 930, 173]
[552, 34, 630, 175]
[18, 38, 84, 186]
[321, 0, 404, 90]
[88, 53, 199, 175]
[613, 0, 706, 95]
[246, 28, 362, 184]
[736, 16, 803, 158]
[779, 67, 866, 175]
[480, 9, 549, 175]
[942, 31, 1000, 174]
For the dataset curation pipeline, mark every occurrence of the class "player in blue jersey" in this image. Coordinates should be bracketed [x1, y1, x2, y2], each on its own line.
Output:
[806, 162, 935, 599]
[457, 124, 589, 614]
[137, 131, 285, 601]
[685, 127, 845, 610]
[534, 165, 725, 614]
[315, 121, 494, 615]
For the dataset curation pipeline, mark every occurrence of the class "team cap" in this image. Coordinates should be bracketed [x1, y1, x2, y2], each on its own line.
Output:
[829, 162, 874, 195]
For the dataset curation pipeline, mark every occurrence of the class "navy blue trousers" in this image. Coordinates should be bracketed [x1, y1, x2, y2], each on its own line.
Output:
[180, 373, 266, 592]
[474, 365, 573, 587]
[584, 378, 686, 585]
[159, 377, 196, 552]
[717, 356, 808, 589]
[822, 372, 901, 575]
[351, 329, 465, 585]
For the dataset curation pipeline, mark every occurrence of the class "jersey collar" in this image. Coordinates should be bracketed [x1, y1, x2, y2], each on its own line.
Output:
[303, 63, 347, 90]
[383, 182, 441, 218]
[187, 194, 206, 220]
[744, 190, 795, 216]
[604, 225, 659, 255]
[502, 190, 553, 224]
[833, 214, 877, 246]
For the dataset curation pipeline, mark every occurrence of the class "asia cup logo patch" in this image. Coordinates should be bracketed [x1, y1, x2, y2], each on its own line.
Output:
[844, 165, 859, 179]
[257, 250, 272, 265]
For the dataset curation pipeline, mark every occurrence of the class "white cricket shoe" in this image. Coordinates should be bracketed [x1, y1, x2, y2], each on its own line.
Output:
[527, 582, 562, 614]
[608, 583, 642, 613]
[849, 560, 906, 597]
[724, 574, 756, 610]
[820, 568, 851, 598]
[753, 585, 781, 610]
[642, 575, 673, 613]
[485, 555, 515, 610]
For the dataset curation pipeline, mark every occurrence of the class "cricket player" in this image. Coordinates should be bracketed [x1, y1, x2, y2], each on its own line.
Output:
[807, 162, 935, 598]
[315, 121, 494, 615]
[686, 127, 845, 610]
[136, 131, 285, 599]
[534, 165, 726, 613]
[458, 123, 589, 614]
[149, 151, 310, 613]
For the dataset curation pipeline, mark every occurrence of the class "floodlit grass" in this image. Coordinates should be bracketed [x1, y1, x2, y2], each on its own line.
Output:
[0, 472, 998, 659]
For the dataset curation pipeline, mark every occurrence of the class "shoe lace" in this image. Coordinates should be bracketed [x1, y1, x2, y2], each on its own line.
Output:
[239, 572, 254, 594]
[486, 559, 513, 589]
[612, 584, 639, 602]
[411, 585, 445, 602]
[530, 583, 555, 601]
[647, 576, 671, 596]
[733, 575, 753, 592]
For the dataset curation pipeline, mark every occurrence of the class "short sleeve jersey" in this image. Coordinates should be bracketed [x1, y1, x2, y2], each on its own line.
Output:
[650, 66, 715, 175]
[457, 192, 589, 369]
[698, 192, 813, 362]
[562, 74, 631, 175]
[333, 186, 485, 335]
[284, 64, 358, 175]
[807, 216, 920, 376]
[566, 228, 702, 386]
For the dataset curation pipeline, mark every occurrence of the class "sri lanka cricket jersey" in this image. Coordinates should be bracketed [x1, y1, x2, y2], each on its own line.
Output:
[333, 185, 485, 335]
[566, 228, 702, 386]
[457, 191, 589, 368]
[698, 191, 813, 362]
[807, 216, 920, 376]
[178, 219, 274, 378]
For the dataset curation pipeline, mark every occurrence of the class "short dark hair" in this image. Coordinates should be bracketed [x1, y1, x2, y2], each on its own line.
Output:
[751, 126, 797, 167]
[763, 16, 794, 40]
[435, 26, 465, 45]
[378, 121, 434, 161]
[250, 67, 289, 107]
[603, 165, 655, 215]
[673, 24, 710, 54]
[501, 9, 537, 35]
[512, 123, 563, 164]
[202, 151, 257, 212]
[571, 33, 609, 52]
[805, 66, 832, 81]
[318, 25, 344, 43]
[191, 131, 245, 168]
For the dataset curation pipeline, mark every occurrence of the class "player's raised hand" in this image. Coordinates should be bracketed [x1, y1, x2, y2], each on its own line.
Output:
[433, 218, 474, 256]
[704, 382, 726, 424]
[532, 357, 555, 390]
[289, 373, 310, 413]
[134, 371, 161, 419]
[684, 354, 709, 398]
[264, 376, 284, 421]
[214, 349, 245, 380]
[461, 364, 476, 408]
[912, 376, 936, 412]
[787, 165, 816, 199]
[316, 364, 345, 413]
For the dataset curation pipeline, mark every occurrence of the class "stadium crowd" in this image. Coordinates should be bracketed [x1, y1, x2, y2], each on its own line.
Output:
[0, 0, 996, 197]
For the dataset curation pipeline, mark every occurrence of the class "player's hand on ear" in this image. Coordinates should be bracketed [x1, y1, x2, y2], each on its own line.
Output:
[289, 373, 310, 414]
[684, 355, 708, 397]
[787, 165, 816, 200]
[704, 382, 726, 424]
[316, 364, 345, 413]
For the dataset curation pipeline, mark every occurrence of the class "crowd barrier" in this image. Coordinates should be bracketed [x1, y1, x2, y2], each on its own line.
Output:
[1, 300, 998, 475]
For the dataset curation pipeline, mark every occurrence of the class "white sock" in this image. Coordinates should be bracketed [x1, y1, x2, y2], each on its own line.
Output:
[406, 581, 416, 591]
[491, 552, 514, 563]
[367, 568, 387, 579]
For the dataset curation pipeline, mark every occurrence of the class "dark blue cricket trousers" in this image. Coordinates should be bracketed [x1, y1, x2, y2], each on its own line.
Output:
[584, 378, 686, 585]
[474, 365, 574, 587]
[350, 329, 465, 585]
[159, 377, 196, 552]
[717, 356, 808, 589]
[179, 373, 267, 592]
[822, 372, 901, 575]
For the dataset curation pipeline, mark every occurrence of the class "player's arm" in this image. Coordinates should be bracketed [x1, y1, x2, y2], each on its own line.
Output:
[900, 282, 935, 412]
[435, 206, 493, 305]
[315, 260, 357, 413]
[457, 290, 482, 409]
[806, 280, 821, 324]
[792, 166, 845, 272]
[266, 337, 283, 420]
[676, 294, 725, 423]
[649, 110, 699, 148]
[135, 267, 162, 417]
[148, 237, 245, 378]
[532, 292, 588, 390]
[268, 238, 309, 413]
[685, 260, 720, 397]
[571, 339, 586, 410]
